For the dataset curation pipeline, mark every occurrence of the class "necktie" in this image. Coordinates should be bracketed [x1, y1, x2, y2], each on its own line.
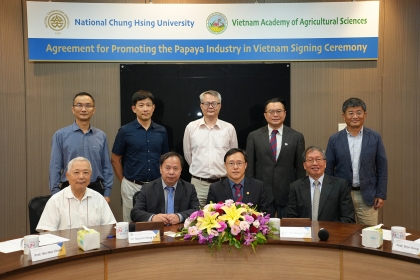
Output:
[270, 130, 278, 162]
[234, 184, 242, 202]
[166, 187, 174, 214]
[312, 180, 320, 221]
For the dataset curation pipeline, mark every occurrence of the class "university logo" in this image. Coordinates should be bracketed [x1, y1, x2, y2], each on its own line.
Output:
[206, 12, 227, 35]
[44, 10, 69, 32]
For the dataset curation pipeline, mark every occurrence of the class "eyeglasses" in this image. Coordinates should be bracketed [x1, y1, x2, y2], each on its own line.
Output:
[226, 161, 245, 168]
[73, 104, 94, 109]
[265, 109, 285, 115]
[201, 102, 220, 108]
[345, 111, 364, 117]
[305, 158, 326, 164]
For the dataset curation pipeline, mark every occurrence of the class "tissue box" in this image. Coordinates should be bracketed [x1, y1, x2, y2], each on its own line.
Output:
[362, 227, 383, 248]
[77, 228, 100, 251]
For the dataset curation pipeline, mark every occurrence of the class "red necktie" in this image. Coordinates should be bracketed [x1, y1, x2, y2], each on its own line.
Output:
[234, 184, 242, 202]
[270, 130, 278, 162]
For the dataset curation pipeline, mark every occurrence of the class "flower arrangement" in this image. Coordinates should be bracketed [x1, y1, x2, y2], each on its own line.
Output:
[178, 199, 272, 252]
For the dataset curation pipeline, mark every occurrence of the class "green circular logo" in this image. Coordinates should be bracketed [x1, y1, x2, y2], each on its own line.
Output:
[207, 12, 227, 35]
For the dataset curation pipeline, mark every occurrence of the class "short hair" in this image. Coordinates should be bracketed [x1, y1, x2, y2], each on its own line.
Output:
[224, 148, 248, 163]
[265, 97, 286, 112]
[67, 157, 92, 172]
[301, 146, 326, 162]
[132, 90, 155, 106]
[159, 152, 184, 168]
[342, 98, 367, 113]
[73, 92, 95, 105]
[199, 90, 222, 103]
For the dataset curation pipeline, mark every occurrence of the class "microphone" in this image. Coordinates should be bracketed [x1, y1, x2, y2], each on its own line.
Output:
[318, 228, 329, 241]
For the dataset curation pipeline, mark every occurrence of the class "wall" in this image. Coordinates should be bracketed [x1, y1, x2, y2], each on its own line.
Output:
[0, 0, 418, 239]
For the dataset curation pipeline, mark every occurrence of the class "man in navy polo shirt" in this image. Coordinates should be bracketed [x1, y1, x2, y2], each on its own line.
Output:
[112, 90, 169, 222]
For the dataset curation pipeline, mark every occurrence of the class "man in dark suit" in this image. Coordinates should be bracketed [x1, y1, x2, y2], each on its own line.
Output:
[287, 146, 355, 223]
[325, 98, 387, 225]
[206, 148, 269, 213]
[131, 152, 199, 224]
[246, 98, 306, 218]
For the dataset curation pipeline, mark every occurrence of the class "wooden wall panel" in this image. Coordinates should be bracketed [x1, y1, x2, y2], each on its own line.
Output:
[1, 0, 419, 239]
[0, 0, 27, 238]
[381, 0, 420, 230]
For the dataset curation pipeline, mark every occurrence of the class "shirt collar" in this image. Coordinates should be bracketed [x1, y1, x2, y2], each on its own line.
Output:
[309, 174, 325, 187]
[268, 124, 283, 136]
[64, 186, 92, 201]
[134, 120, 155, 130]
[72, 121, 92, 133]
[161, 178, 178, 190]
[345, 126, 363, 137]
[199, 117, 221, 129]
[228, 178, 245, 188]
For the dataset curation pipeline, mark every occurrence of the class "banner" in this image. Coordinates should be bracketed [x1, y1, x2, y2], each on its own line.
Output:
[27, 1, 380, 62]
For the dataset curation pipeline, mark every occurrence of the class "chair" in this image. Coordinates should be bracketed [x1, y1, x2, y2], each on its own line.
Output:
[28, 195, 52, 234]
[132, 190, 141, 207]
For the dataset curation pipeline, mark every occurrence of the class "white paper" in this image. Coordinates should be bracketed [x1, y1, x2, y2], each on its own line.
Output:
[163, 231, 177, 237]
[39, 234, 69, 246]
[280, 227, 312, 238]
[0, 234, 69, 254]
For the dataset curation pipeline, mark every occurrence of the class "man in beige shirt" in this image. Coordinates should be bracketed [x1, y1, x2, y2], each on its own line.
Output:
[183, 90, 238, 206]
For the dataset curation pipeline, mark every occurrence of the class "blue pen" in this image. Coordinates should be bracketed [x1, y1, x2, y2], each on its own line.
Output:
[107, 235, 116, 238]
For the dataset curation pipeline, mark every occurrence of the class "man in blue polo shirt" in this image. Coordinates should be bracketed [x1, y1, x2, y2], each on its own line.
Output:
[112, 90, 169, 222]
[49, 92, 114, 203]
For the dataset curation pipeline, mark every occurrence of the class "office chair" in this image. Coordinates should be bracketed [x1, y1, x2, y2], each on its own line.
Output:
[132, 190, 141, 207]
[28, 195, 52, 234]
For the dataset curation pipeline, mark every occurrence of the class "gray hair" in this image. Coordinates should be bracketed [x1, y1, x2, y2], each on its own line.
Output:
[302, 146, 326, 162]
[342, 98, 367, 113]
[67, 157, 92, 172]
[199, 90, 222, 103]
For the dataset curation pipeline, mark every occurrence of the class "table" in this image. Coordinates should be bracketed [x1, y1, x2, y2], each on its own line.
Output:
[1, 222, 419, 279]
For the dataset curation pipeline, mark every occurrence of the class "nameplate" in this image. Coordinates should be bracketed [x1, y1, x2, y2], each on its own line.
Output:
[128, 230, 160, 244]
[280, 227, 312, 239]
[392, 239, 420, 255]
[30, 243, 66, 262]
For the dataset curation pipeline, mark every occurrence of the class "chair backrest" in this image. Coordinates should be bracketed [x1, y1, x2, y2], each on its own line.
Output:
[132, 190, 141, 207]
[28, 195, 52, 234]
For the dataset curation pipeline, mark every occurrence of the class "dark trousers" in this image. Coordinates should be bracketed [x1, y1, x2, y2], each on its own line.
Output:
[60, 179, 104, 196]
[269, 201, 288, 218]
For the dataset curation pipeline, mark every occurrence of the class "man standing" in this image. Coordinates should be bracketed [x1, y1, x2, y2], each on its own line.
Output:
[246, 98, 305, 218]
[206, 148, 269, 213]
[49, 92, 113, 202]
[325, 98, 387, 225]
[112, 90, 169, 222]
[131, 152, 199, 224]
[39, 157, 116, 231]
[287, 146, 355, 223]
[183, 90, 238, 206]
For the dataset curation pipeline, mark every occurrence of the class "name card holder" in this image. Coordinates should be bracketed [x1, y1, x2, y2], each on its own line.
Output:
[30, 242, 66, 262]
[392, 239, 420, 255]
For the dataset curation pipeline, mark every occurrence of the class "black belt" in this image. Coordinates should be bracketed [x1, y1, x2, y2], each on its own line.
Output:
[352, 186, 361, 191]
[126, 178, 150, 185]
[192, 175, 226, 183]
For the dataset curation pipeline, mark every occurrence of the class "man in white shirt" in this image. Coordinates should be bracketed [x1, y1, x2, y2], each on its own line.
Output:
[37, 157, 116, 232]
[183, 90, 238, 206]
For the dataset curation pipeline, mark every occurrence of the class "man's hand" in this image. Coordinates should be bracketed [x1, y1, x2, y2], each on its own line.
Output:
[374, 198, 385, 210]
[167, 214, 180, 225]
[104, 196, 111, 203]
[151, 214, 170, 224]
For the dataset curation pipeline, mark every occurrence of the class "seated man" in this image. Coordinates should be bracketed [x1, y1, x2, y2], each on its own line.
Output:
[37, 157, 116, 231]
[131, 152, 200, 224]
[287, 146, 355, 223]
[206, 148, 269, 213]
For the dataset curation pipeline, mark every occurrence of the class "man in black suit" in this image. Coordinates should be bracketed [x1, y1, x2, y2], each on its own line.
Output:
[206, 148, 269, 213]
[246, 98, 305, 218]
[287, 146, 355, 223]
[131, 152, 200, 224]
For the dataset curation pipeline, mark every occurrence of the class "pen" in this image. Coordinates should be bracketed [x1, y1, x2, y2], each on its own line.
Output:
[107, 235, 116, 238]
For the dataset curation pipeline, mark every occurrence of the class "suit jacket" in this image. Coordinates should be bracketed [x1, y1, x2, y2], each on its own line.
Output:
[130, 178, 200, 222]
[246, 125, 306, 207]
[325, 127, 388, 206]
[206, 177, 270, 214]
[287, 175, 355, 223]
